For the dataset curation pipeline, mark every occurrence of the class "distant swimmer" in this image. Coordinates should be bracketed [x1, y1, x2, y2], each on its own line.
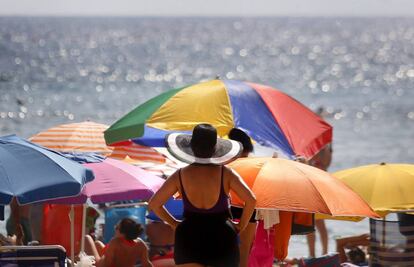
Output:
[16, 98, 24, 106]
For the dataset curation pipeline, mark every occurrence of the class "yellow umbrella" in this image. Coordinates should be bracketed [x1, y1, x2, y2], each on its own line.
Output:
[332, 162, 414, 214]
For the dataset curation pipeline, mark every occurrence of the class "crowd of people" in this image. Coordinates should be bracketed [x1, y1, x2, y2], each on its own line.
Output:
[2, 122, 413, 267]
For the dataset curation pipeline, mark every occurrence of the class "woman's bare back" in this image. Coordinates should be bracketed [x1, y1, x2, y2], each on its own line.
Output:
[99, 237, 151, 267]
[178, 165, 231, 210]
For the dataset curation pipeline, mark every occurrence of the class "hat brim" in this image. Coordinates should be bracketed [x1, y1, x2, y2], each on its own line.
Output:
[165, 133, 242, 165]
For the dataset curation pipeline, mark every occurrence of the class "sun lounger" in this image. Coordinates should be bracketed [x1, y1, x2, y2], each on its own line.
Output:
[0, 245, 66, 267]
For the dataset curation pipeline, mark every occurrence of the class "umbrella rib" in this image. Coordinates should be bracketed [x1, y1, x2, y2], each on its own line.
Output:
[293, 163, 332, 214]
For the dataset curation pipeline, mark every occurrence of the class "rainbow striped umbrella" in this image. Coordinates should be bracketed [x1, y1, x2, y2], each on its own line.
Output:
[105, 80, 332, 158]
[31, 121, 166, 163]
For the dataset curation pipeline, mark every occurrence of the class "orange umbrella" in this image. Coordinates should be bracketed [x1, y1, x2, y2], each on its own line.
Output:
[30, 121, 112, 154]
[30, 121, 166, 163]
[228, 157, 378, 217]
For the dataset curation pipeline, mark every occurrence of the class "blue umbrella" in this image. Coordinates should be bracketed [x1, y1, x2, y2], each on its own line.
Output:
[0, 135, 95, 205]
[147, 197, 184, 221]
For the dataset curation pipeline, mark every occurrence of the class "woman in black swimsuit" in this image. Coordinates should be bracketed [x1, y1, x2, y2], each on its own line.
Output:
[148, 124, 256, 267]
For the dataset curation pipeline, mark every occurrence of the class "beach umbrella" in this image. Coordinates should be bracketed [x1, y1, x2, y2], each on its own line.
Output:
[104, 79, 332, 159]
[108, 140, 166, 164]
[0, 135, 94, 205]
[228, 157, 379, 218]
[147, 197, 184, 221]
[30, 121, 166, 163]
[49, 154, 165, 264]
[332, 163, 414, 214]
[54, 157, 164, 204]
[30, 121, 113, 155]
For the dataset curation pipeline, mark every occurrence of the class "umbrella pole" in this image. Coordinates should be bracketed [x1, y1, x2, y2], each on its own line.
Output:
[381, 217, 386, 247]
[70, 205, 75, 267]
[80, 203, 86, 254]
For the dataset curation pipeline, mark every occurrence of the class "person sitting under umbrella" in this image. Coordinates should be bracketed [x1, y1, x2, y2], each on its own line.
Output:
[0, 224, 24, 246]
[85, 217, 153, 267]
[336, 233, 369, 266]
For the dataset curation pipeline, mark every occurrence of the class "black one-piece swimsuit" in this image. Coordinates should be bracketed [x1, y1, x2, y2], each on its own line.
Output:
[174, 167, 239, 267]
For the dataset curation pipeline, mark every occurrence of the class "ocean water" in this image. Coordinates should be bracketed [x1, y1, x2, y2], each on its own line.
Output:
[0, 17, 413, 258]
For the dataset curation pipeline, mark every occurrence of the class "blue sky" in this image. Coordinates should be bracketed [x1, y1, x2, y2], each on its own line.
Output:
[1, 0, 414, 17]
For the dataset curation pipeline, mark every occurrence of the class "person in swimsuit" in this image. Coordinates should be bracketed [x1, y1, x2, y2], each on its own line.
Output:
[146, 220, 176, 266]
[85, 217, 153, 267]
[6, 197, 33, 245]
[306, 106, 333, 257]
[228, 128, 257, 267]
[306, 142, 332, 257]
[148, 124, 256, 267]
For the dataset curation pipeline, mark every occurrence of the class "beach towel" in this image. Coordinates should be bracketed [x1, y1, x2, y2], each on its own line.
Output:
[248, 220, 275, 267]
[299, 253, 341, 267]
[273, 211, 293, 261]
[42, 204, 83, 256]
[255, 209, 280, 229]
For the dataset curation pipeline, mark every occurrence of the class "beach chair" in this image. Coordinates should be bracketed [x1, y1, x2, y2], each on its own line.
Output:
[0, 245, 66, 266]
[369, 217, 414, 267]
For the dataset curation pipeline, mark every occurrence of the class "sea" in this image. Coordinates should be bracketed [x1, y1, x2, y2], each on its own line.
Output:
[0, 16, 413, 258]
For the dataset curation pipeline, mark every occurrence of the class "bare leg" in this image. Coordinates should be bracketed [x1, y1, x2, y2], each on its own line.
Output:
[239, 222, 257, 267]
[316, 220, 328, 255]
[306, 232, 316, 258]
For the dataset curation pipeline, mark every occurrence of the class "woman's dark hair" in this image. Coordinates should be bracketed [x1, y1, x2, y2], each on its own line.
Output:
[190, 124, 217, 158]
[347, 247, 366, 264]
[118, 218, 143, 240]
[228, 128, 253, 153]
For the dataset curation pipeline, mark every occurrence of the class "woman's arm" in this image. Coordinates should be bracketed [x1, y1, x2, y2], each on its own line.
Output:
[96, 241, 115, 267]
[227, 167, 256, 233]
[336, 234, 370, 263]
[148, 171, 181, 230]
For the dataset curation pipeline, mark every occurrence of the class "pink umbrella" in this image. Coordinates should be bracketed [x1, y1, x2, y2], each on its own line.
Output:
[55, 158, 164, 204]
[50, 157, 164, 262]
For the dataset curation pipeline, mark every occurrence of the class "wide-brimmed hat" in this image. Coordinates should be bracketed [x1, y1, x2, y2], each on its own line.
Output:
[165, 124, 242, 164]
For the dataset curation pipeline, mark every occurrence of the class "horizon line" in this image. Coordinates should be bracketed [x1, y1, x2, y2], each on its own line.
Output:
[1, 14, 414, 19]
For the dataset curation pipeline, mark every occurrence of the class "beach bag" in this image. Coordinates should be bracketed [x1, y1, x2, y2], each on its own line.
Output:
[248, 220, 275, 267]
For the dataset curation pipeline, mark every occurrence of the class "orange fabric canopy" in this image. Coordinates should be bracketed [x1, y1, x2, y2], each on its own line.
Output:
[228, 157, 379, 218]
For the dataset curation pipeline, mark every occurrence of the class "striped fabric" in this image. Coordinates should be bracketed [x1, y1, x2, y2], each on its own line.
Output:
[30, 121, 112, 154]
[30, 121, 166, 163]
[370, 216, 414, 266]
[108, 140, 166, 164]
